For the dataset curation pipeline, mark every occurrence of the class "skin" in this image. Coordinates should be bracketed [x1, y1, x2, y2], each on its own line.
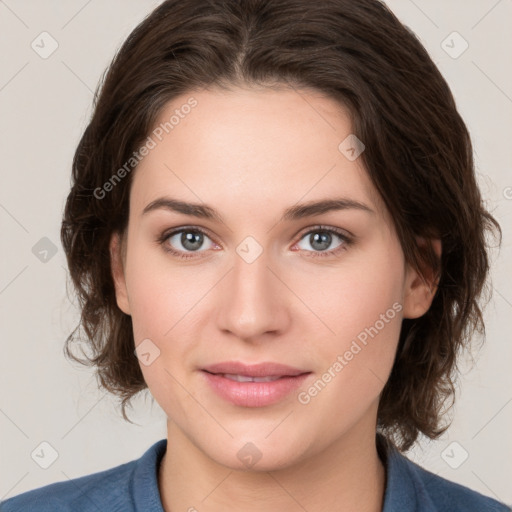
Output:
[110, 85, 441, 512]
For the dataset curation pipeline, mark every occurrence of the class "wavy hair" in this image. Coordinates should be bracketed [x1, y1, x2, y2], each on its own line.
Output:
[61, 0, 501, 451]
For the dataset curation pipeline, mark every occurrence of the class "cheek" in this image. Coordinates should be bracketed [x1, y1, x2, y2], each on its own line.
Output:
[298, 244, 404, 343]
[294, 244, 405, 395]
[124, 245, 202, 421]
[294, 269, 403, 439]
[124, 243, 207, 341]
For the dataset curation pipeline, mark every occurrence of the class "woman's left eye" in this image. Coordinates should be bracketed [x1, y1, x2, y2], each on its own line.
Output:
[158, 226, 352, 260]
[294, 227, 352, 258]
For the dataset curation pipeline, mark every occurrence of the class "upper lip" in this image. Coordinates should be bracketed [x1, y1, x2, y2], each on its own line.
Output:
[202, 361, 310, 378]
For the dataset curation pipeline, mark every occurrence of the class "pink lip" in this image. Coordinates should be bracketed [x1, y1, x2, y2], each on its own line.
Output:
[202, 361, 308, 377]
[201, 361, 311, 407]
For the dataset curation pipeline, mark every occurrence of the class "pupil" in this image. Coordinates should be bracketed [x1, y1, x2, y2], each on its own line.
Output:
[182, 231, 203, 251]
[311, 232, 331, 251]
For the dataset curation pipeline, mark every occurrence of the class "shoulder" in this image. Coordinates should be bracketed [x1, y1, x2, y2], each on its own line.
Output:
[387, 444, 510, 511]
[0, 439, 167, 512]
[410, 459, 510, 511]
[0, 462, 134, 512]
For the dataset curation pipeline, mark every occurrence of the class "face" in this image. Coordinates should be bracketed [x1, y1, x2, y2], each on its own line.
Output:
[111, 85, 437, 471]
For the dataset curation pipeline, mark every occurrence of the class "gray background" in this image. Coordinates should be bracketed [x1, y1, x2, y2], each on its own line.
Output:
[1, 0, 511, 505]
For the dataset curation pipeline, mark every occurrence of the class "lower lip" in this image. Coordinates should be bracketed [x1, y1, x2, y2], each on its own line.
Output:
[201, 371, 311, 407]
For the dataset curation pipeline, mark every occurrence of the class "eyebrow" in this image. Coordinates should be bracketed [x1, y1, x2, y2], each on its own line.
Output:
[141, 196, 375, 222]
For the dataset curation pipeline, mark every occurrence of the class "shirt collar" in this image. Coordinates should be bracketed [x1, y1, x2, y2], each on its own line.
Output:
[134, 435, 438, 512]
[132, 438, 167, 512]
[378, 433, 438, 512]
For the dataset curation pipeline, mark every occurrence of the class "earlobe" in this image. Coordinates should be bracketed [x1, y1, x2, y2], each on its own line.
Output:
[402, 238, 442, 319]
[109, 232, 131, 315]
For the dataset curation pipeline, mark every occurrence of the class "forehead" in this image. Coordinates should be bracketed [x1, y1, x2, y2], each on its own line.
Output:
[130, 85, 387, 221]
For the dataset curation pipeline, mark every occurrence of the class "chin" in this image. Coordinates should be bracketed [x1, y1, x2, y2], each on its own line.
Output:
[199, 432, 311, 473]
[225, 450, 302, 473]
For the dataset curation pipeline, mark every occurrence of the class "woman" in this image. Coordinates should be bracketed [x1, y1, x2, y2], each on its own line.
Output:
[2, 0, 508, 510]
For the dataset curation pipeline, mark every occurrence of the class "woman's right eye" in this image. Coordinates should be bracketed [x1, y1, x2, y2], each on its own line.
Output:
[158, 228, 218, 260]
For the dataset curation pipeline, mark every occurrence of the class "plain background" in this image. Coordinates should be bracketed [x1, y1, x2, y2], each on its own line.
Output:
[1, 0, 511, 506]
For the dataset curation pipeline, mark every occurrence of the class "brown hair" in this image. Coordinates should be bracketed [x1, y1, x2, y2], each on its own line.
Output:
[61, 0, 501, 451]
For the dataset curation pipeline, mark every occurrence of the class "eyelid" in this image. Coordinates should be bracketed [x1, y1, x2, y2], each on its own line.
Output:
[294, 224, 354, 241]
[160, 225, 221, 244]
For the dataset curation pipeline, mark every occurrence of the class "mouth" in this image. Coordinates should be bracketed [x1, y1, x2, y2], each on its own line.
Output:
[200, 361, 312, 407]
[207, 373, 285, 383]
[201, 361, 309, 378]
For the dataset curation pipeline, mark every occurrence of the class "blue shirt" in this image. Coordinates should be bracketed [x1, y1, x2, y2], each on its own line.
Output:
[1, 435, 509, 511]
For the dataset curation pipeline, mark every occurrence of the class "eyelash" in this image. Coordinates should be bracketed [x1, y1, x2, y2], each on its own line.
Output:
[157, 225, 353, 260]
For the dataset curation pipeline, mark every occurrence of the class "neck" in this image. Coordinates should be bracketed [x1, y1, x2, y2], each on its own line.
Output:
[158, 420, 387, 512]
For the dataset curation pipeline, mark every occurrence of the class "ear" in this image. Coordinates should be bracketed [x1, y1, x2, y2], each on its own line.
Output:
[402, 237, 442, 319]
[109, 232, 131, 315]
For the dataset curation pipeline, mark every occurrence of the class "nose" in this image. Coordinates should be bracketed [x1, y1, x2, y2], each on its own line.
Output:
[215, 247, 291, 342]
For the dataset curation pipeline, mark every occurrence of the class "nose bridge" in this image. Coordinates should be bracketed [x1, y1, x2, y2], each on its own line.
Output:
[217, 242, 286, 339]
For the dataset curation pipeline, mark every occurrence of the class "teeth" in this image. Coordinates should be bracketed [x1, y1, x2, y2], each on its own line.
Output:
[222, 373, 282, 383]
